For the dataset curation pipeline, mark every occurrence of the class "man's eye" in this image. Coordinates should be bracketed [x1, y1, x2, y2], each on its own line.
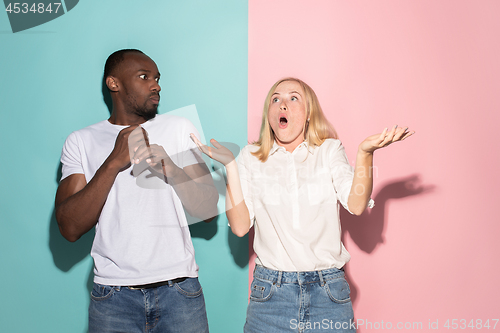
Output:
[155, 77, 160, 82]
[139, 74, 146, 79]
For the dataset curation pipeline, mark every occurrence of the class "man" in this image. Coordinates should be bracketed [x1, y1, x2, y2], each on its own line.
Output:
[55, 49, 218, 333]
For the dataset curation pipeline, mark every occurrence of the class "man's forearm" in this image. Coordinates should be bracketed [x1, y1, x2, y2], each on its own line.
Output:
[165, 166, 219, 221]
[56, 161, 120, 241]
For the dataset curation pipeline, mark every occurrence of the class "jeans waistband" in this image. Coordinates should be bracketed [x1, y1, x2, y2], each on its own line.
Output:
[128, 277, 188, 290]
[253, 265, 345, 287]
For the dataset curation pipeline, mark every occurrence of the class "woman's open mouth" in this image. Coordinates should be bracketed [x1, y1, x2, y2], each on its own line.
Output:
[279, 114, 288, 129]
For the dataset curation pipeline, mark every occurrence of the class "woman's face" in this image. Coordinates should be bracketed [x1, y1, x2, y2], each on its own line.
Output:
[267, 80, 308, 152]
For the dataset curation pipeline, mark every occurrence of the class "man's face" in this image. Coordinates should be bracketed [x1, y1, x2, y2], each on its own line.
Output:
[116, 53, 161, 121]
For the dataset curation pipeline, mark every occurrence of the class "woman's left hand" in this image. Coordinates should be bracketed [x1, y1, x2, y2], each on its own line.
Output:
[359, 125, 415, 154]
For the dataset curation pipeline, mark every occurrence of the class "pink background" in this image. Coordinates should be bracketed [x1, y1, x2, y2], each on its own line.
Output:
[248, 0, 500, 331]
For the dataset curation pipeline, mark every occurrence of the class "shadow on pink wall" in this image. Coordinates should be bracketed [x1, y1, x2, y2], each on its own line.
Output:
[341, 174, 435, 306]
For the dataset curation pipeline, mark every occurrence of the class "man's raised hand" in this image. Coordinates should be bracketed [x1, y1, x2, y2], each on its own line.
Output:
[129, 126, 179, 179]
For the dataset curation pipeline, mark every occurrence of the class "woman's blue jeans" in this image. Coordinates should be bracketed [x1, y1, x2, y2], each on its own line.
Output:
[244, 265, 356, 333]
[88, 277, 209, 333]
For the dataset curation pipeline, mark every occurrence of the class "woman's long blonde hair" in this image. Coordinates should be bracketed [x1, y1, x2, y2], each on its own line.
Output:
[252, 77, 338, 162]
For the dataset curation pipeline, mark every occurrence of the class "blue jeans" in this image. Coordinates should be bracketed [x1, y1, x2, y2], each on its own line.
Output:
[88, 278, 209, 333]
[244, 265, 356, 333]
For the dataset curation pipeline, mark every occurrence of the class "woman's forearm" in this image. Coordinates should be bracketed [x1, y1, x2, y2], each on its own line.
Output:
[224, 161, 252, 237]
[347, 149, 374, 215]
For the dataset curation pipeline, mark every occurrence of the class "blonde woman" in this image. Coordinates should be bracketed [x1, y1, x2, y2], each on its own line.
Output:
[192, 78, 414, 332]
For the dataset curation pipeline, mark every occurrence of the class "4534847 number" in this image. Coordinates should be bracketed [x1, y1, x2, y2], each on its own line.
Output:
[5, 3, 62, 14]
[444, 319, 499, 330]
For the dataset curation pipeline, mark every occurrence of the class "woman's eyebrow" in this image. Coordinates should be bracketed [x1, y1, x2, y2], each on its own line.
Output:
[272, 91, 301, 96]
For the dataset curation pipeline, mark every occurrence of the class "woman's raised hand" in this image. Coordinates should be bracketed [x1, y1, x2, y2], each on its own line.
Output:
[190, 134, 236, 166]
[359, 125, 415, 154]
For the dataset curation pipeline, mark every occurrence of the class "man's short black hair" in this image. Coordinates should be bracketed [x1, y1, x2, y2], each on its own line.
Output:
[104, 49, 144, 79]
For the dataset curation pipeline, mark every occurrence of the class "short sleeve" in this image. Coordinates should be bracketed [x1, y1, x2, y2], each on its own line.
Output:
[329, 141, 374, 214]
[237, 147, 256, 227]
[60, 132, 85, 181]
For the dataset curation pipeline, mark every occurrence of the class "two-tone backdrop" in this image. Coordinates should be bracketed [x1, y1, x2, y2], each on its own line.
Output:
[1, 1, 499, 332]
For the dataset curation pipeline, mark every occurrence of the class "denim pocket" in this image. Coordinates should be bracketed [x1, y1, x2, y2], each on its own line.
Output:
[174, 278, 203, 298]
[90, 283, 116, 301]
[249, 278, 274, 302]
[324, 277, 351, 304]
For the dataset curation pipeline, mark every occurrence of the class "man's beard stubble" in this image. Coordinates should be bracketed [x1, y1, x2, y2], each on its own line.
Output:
[134, 105, 157, 121]
[126, 93, 158, 121]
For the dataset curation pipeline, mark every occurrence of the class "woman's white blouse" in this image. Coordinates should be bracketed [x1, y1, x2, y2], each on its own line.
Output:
[237, 139, 374, 272]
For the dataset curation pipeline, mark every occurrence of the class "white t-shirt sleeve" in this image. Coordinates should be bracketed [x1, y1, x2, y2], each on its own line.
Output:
[60, 131, 85, 181]
[329, 141, 374, 214]
[237, 146, 256, 227]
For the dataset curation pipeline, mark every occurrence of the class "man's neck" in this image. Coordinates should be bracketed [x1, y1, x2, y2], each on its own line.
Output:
[108, 109, 147, 126]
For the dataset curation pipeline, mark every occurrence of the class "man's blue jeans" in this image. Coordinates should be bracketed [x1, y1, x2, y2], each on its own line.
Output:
[88, 277, 209, 333]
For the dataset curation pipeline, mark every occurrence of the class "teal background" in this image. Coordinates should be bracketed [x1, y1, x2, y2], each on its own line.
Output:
[0, 1, 248, 332]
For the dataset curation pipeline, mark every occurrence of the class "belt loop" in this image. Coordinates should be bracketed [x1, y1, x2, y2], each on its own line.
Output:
[167, 280, 174, 287]
[277, 271, 282, 288]
[318, 270, 325, 286]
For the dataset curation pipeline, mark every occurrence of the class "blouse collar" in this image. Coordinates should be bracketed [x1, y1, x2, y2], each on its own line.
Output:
[269, 140, 315, 156]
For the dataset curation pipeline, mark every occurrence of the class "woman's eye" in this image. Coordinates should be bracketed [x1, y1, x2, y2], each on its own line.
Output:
[291, 96, 298, 101]
[272, 97, 279, 103]
[139, 74, 146, 79]
[155, 78, 160, 82]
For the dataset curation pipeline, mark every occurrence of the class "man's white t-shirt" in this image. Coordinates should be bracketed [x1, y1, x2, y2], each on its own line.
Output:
[60, 114, 204, 286]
